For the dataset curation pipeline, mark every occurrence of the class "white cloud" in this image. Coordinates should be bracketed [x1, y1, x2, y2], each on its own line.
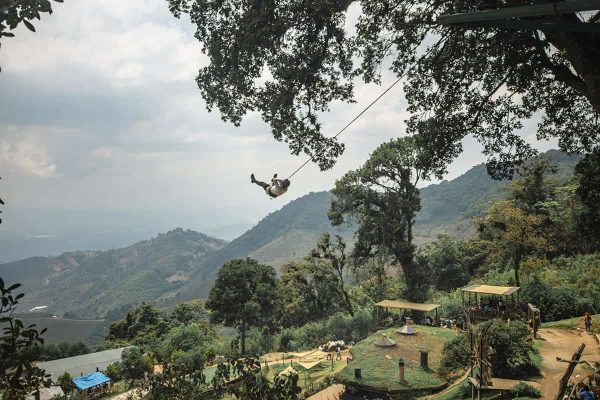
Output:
[0, 133, 58, 178]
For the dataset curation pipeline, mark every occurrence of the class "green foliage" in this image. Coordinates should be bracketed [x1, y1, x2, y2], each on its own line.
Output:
[0, 277, 49, 398]
[160, 323, 216, 362]
[0, 1, 63, 53]
[103, 363, 121, 382]
[167, 0, 600, 178]
[481, 320, 538, 378]
[440, 320, 538, 379]
[511, 382, 542, 398]
[119, 346, 152, 382]
[417, 235, 470, 291]
[310, 233, 354, 316]
[521, 275, 596, 322]
[279, 259, 341, 328]
[207, 258, 279, 354]
[477, 199, 549, 286]
[33, 341, 90, 361]
[108, 303, 170, 344]
[439, 334, 471, 376]
[574, 150, 600, 252]
[274, 308, 373, 352]
[57, 372, 72, 395]
[171, 301, 209, 325]
[330, 136, 445, 301]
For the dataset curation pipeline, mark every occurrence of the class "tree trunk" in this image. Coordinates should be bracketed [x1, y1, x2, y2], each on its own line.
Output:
[336, 271, 354, 316]
[514, 252, 522, 287]
[240, 319, 246, 355]
[554, 343, 586, 400]
[542, 14, 600, 113]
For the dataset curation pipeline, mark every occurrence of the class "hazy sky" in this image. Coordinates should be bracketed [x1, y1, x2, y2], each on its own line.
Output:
[0, 0, 558, 226]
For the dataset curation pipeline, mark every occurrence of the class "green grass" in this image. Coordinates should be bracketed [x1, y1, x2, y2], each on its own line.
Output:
[335, 326, 457, 392]
[540, 314, 599, 330]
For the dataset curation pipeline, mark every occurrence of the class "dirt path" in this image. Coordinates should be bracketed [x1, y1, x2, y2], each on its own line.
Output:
[308, 383, 345, 400]
[537, 328, 599, 399]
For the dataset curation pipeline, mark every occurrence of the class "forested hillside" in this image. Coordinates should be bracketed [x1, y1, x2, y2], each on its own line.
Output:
[0, 229, 225, 318]
[1, 150, 582, 317]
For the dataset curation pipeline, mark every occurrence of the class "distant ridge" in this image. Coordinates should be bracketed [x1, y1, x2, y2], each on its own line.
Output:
[0, 149, 581, 317]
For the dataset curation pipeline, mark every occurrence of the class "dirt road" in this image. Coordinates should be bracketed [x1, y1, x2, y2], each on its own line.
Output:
[537, 328, 599, 399]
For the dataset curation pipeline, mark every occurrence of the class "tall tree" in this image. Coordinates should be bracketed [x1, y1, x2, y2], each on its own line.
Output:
[416, 234, 470, 292]
[166, 0, 600, 177]
[309, 232, 353, 316]
[206, 258, 278, 354]
[574, 149, 600, 252]
[279, 260, 339, 327]
[477, 200, 550, 286]
[329, 135, 448, 302]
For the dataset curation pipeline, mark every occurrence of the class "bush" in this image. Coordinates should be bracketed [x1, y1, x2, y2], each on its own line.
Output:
[521, 276, 591, 322]
[439, 320, 539, 379]
[511, 382, 541, 398]
[103, 363, 121, 381]
[439, 334, 470, 376]
[483, 320, 539, 378]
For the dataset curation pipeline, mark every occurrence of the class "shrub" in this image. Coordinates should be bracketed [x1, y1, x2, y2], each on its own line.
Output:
[511, 382, 541, 398]
[103, 363, 121, 381]
[483, 320, 539, 378]
[439, 334, 470, 376]
[350, 308, 372, 341]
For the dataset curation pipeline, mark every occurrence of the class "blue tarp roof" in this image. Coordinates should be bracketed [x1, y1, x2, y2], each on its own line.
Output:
[72, 372, 111, 390]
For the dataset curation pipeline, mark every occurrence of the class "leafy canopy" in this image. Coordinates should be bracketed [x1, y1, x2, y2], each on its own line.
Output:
[166, 0, 600, 177]
[329, 136, 442, 301]
[206, 258, 279, 354]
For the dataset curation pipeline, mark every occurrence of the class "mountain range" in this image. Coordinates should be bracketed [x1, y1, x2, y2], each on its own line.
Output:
[0, 150, 581, 318]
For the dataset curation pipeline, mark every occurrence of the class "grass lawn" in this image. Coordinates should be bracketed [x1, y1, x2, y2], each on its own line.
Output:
[540, 314, 599, 330]
[335, 326, 457, 392]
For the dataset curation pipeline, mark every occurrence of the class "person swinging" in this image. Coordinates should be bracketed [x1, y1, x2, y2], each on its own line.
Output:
[251, 173, 290, 198]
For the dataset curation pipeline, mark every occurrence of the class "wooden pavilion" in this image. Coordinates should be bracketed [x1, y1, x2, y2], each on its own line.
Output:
[461, 284, 520, 321]
[374, 300, 440, 327]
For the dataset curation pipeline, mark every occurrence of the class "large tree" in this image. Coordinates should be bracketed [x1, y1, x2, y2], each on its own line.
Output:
[166, 0, 600, 177]
[279, 259, 340, 327]
[206, 258, 278, 354]
[309, 232, 354, 316]
[477, 199, 550, 286]
[329, 135, 448, 302]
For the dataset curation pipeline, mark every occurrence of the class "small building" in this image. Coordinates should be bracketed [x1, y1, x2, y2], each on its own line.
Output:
[461, 284, 520, 321]
[73, 372, 111, 398]
[37, 347, 130, 383]
[374, 300, 440, 328]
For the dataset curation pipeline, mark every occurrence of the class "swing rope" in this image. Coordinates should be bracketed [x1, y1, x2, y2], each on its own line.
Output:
[286, 67, 413, 180]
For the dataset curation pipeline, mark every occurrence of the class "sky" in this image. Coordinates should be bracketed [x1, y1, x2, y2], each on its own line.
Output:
[0, 0, 558, 239]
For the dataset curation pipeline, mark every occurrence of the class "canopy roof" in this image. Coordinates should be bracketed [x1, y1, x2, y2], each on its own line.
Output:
[298, 360, 321, 370]
[462, 284, 520, 296]
[279, 366, 298, 376]
[375, 300, 440, 312]
[72, 372, 110, 391]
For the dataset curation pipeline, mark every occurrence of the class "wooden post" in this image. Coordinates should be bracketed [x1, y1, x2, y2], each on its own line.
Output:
[554, 343, 586, 400]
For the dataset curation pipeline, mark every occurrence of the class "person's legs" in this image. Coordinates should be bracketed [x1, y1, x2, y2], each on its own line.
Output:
[251, 174, 269, 190]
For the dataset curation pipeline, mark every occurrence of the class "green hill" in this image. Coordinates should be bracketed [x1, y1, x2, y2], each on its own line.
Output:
[1, 150, 582, 317]
[0, 228, 226, 318]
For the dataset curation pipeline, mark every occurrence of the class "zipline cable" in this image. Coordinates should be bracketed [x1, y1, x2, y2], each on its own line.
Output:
[287, 66, 414, 180]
